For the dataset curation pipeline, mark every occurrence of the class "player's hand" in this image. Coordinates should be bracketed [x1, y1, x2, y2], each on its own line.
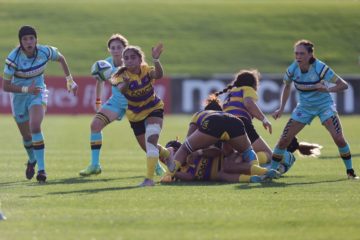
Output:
[28, 80, 41, 95]
[66, 75, 78, 96]
[152, 43, 164, 60]
[272, 108, 283, 120]
[315, 82, 328, 92]
[262, 117, 272, 134]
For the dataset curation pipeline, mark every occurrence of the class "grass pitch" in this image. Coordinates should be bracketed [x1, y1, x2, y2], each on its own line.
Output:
[0, 114, 359, 240]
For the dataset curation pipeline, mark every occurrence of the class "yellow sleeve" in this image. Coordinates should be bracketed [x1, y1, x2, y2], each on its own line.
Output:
[243, 86, 258, 101]
[110, 74, 124, 85]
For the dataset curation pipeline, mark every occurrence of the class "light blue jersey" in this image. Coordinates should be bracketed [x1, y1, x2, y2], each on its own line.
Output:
[284, 59, 338, 108]
[4, 45, 60, 91]
[3, 45, 60, 122]
[284, 59, 339, 124]
[101, 57, 127, 120]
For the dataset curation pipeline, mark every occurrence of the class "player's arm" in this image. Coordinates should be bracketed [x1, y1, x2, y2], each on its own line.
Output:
[57, 54, 78, 96]
[95, 80, 104, 111]
[320, 76, 348, 93]
[272, 82, 291, 120]
[2, 63, 40, 94]
[244, 97, 272, 134]
[186, 123, 198, 137]
[149, 43, 164, 79]
[174, 171, 195, 181]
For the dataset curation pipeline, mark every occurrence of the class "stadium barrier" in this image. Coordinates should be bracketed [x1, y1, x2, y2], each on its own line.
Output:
[0, 75, 359, 114]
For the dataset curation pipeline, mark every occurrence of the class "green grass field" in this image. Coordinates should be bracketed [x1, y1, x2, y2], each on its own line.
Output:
[0, 115, 359, 240]
[0, 0, 359, 76]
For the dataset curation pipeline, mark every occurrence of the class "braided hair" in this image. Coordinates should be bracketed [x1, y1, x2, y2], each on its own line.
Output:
[204, 94, 222, 111]
[215, 69, 260, 97]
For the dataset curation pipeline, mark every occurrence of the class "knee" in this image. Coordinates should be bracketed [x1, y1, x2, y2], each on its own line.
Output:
[91, 119, 104, 132]
[333, 134, 346, 146]
[145, 124, 161, 157]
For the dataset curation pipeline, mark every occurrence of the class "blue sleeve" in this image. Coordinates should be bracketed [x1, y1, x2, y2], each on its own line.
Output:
[3, 50, 18, 80]
[283, 62, 296, 84]
[44, 45, 61, 61]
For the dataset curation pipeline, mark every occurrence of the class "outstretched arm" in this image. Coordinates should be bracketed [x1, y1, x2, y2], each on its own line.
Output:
[58, 54, 78, 96]
[150, 43, 164, 79]
[244, 97, 272, 134]
[272, 83, 291, 120]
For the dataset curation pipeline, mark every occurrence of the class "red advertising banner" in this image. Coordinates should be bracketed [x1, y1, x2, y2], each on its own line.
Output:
[0, 76, 172, 114]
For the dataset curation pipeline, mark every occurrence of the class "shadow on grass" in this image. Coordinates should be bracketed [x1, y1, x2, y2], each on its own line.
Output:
[319, 153, 360, 160]
[235, 177, 348, 190]
[0, 180, 30, 187]
[43, 175, 143, 186]
[47, 185, 141, 195]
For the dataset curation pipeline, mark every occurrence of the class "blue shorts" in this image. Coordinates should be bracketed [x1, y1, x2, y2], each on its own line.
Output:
[10, 89, 49, 123]
[291, 103, 337, 125]
[101, 94, 127, 120]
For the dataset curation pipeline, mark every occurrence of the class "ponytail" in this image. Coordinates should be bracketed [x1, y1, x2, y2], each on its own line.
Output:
[215, 84, 234, 97]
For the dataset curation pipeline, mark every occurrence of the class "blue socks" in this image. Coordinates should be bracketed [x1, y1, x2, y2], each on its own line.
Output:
[271, 147, 285, 169]
[339, 144, 352, 170]
[32, 133, 45, 171]
[90, 132, 102, 166]
[23, 140, 36, 163]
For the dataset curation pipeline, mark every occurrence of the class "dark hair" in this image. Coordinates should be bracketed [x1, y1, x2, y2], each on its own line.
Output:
[165, 140, 182, 152]
[107, 34, 129, 49]
[215, 69, 260, 96]
[122, 45, 146, 64]
[204, 94, 222, 111]
[18, 25, 37, 42]
[287, 137, 322, 157]
[294, 39, 316, 63]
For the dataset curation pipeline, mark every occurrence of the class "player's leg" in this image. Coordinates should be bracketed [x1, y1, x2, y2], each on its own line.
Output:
[79, 108, 119, 176]
[11, 94, 37, 179]
[166, 130, 218, 174]
[217, 170, 262, 183]
[322, 115, 358, 179]
[29, 104, 46, 182]
[271, 118, 305, 170]
[16, 120, 37, 179]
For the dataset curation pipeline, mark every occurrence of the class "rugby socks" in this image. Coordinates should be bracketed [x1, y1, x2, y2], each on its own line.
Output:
[339, 144, 352, 170]
[257, 151, 269, 165]
[146, 157, 158, 180]
[90, 132, 102, 166]
[158, 144, 170, 159]
[32, 133, 45, 171]
[239, 175, 251, 183]
[250, 165, 268, 176]
[271, 147, 285, 170]
[23, 140, 36, 163]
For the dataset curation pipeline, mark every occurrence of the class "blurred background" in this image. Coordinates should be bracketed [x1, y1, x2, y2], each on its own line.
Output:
[0, 0, 359, 114]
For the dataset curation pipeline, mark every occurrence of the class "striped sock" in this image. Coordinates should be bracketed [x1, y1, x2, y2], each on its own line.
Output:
[32, 133, 45, 171]
[271, 147, 285, 169]
[23, 140, 36, 163]
[90, 132, 102, 166]
[339, 144, 352, 170]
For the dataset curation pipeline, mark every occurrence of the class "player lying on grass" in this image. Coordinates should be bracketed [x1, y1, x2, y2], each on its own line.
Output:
[160, 139, 278, 183]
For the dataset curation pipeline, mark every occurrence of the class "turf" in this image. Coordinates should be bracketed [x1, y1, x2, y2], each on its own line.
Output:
[0, 114, 359, 240]
[0, 0, 359, 76]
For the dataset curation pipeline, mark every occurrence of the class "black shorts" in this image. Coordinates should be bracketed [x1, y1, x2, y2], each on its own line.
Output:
[129, 109, 164, 136]
[198, 114, 246, 140]
[240, 117, 260, 144]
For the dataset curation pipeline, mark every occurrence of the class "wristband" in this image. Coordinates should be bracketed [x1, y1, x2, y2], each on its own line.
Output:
[262, 117, 270, 124]
[95, 98, 102, 104]
[153, 58, 160, 63]
[21, 86, 29, 93]
[66, 75, 73, 81]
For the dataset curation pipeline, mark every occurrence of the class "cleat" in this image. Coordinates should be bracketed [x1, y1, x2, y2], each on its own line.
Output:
[79, 165, 102, 176]
[36, 170, 47, 183]
[249, 175, 262, 183]
[155, 161, 166, 176]
[138, 178, 155, 187]
[347, 169, 359, 180]
[261, 169, 281, 181]
[25, 161, 36, 180]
